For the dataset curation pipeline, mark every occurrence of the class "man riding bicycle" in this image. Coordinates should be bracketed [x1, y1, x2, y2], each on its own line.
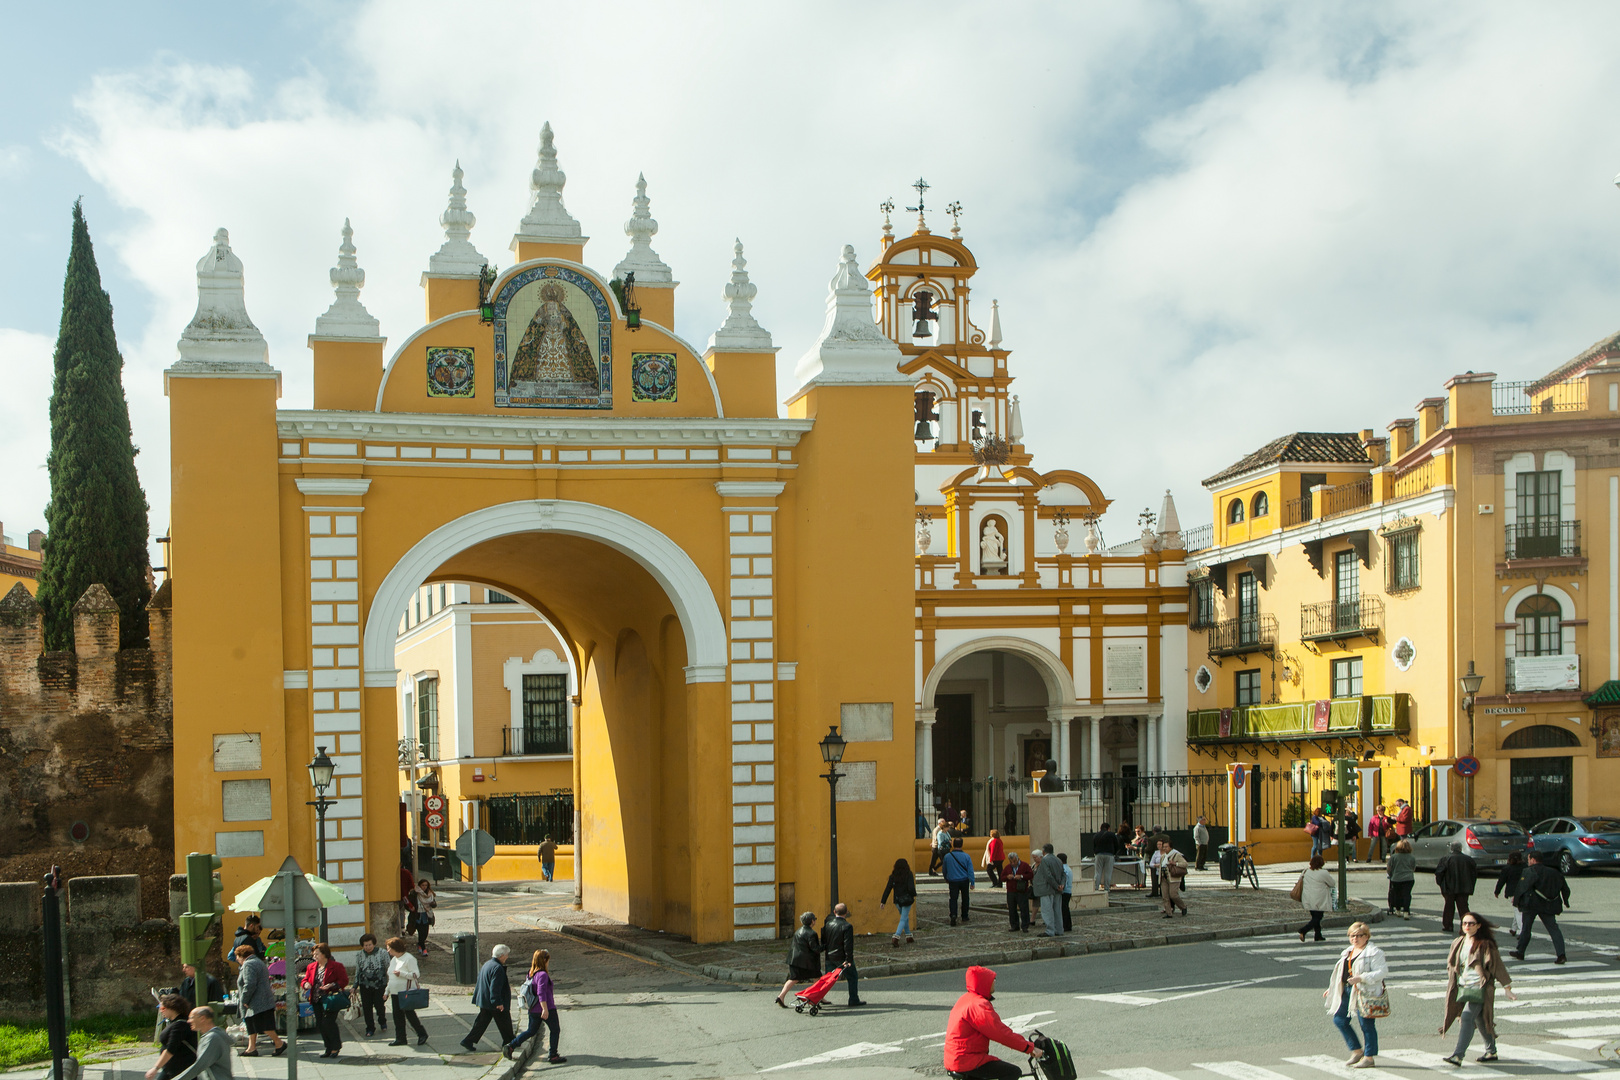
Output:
[945, 965, 1044, 1079]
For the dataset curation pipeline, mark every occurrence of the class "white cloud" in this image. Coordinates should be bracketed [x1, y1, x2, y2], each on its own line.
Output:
[16, 2, 1620, 551]
[0, 329, 54, 540]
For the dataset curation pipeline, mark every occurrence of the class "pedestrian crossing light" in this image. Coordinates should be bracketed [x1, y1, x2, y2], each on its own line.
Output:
[180, 852, 224, 967]
[1334, 758, 1355, 801]
[1321, 788, 1340, 818]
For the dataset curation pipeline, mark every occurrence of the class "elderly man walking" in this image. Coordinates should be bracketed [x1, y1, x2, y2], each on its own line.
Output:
[462, 945, 514, 1052]
[1032, 845, 1065, 937]
[1434, 841, 1479, 934]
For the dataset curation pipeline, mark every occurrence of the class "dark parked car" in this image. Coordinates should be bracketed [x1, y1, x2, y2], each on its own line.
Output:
[1528, 816, 1620, 874]
[1409, 818, 1526, 871]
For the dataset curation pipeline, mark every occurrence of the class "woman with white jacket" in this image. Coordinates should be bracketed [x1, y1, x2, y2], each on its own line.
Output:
[1298, 855, 1338, 942]
[1323, 921, 1388, 1069]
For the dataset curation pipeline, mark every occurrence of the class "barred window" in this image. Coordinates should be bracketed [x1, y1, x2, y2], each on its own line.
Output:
[1388, 531, 1420, 592]
[521, 673, 570, 754]
[417, 678, 439, 760]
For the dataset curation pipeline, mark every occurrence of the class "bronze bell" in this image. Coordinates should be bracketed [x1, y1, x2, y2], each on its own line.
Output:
[911, 289, 939, 339]
[915, 420, 933, 441]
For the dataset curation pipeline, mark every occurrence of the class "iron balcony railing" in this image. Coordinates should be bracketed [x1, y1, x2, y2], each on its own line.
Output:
[1504, 520, 1581, 560]
[1283, 477, 1374, 528]
[1300, 596, 1384, 642]
[1493, 379, 1587, 415]
[1207, 613, 1278, 656]
[501, 726, 572, 756]
[1181, 523, 1215, 553]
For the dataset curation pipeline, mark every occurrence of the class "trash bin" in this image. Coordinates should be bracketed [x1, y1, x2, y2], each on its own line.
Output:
[1218, 843, 1239, 882]
[453, 932, 478, 985]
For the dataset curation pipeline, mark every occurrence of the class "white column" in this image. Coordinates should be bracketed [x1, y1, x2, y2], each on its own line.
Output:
[921, 719, 936, 800]
[1088, 717, 1101, 781]
[915, 707, 936, 812]
[1155, 711, 1169, 777]
[1137, 716, 1148, 779]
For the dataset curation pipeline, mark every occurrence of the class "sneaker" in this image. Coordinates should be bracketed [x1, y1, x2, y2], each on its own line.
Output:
[1346, 1051, 1364, 1065]
[503, 1046, 514, 1060]
[548, 1056, 567, 1064]
[905, 935, 914, 943]
[892, 937, 901, 948]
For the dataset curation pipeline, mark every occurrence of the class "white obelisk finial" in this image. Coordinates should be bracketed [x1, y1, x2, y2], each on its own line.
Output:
[428, 160, 486, 276]
[315, 218, 380, 338]
[614, 172, 672, 283]
[709, 238, 773, 351]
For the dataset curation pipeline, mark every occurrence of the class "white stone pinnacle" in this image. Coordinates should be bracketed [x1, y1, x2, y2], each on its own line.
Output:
[989, 299, 1003, 348]
[709, 238, 772, 351]
[315, 218, 380, 338]
[174, 227, 271, 370]
[1158, 488, 1183, 547]
[614, 173, 672, 284]
[428, 160, 486, 277]
[513, 121, 584, 247]
[793, 244, 906, 389]
[1009, 394, 1025, 444]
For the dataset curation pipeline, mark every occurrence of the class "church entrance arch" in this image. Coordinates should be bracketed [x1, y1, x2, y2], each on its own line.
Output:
[368, 500, 727, 935]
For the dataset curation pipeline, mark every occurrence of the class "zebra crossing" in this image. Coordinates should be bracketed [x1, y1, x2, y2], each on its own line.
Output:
[1216, 923, 1620, 1050]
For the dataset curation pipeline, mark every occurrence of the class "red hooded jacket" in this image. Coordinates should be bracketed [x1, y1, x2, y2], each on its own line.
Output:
[944, 966, 1032, 1072]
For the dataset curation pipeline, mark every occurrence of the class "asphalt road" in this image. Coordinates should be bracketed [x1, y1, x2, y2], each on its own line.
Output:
[431, 868, 1620, 1079]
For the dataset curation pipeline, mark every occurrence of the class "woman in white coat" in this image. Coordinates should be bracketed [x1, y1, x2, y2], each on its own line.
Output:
[1323, 921, 1388, 1069]
[1298, 855, 1337, 942]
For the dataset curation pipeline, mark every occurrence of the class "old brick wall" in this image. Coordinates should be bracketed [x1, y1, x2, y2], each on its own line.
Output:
[0, 580, 173, 919]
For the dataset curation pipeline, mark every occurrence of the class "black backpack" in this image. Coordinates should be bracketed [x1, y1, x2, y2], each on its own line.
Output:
[1028, 1031, 1077, 1080]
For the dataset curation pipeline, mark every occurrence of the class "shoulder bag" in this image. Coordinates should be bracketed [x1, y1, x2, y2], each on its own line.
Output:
[1353, 985, 1391, 1018]
[1289, 875, 1304, 903]
[398, 985, 429, 1011]
[1455, 984, 1485, 1005]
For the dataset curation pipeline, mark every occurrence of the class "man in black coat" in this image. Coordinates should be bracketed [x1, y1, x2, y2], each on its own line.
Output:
[1512, 851, 1570, 962]
[1092, 823, 1122, 892]
[462, 944, 514, 1050]
[820, 903, 865, 1007]
[1433, 841, 1479, 933]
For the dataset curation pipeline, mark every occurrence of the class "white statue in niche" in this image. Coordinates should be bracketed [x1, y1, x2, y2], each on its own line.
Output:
[980, 520, 1007, 574]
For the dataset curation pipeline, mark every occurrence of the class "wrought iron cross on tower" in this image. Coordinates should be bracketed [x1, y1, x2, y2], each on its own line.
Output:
[907, 178, 930, 227]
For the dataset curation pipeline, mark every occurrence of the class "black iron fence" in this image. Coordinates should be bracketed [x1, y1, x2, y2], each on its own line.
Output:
[917, 772, 1230, 839]
[1208, 613, 1278, 656]
[1300, 596, 1384, 641]
[484, 792, 574, 845]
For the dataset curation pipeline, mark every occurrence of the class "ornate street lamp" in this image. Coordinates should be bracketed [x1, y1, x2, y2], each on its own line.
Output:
[818, 726, 847, 910]
[307, 746, 338, 940]
[1459, 662, 1485, 815]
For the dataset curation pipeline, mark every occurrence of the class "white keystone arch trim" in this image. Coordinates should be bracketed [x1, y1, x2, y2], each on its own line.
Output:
[919, 635, 1079, 710]
[364, 500, 728, 683]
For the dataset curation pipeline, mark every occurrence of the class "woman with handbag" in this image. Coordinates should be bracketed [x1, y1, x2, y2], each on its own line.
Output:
[411, 879, 438, 955]
[1323, 921, 1388, 1069]
[1297, 855, 1337, 942]
[386, 936, 430, 1046]
[1441, 914, 1516, 1064]
[300, 943, 349, 1059]
[879, 858, 918, 945]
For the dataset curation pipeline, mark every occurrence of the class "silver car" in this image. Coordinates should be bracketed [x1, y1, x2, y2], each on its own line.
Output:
[1408, 817, 1527, 872]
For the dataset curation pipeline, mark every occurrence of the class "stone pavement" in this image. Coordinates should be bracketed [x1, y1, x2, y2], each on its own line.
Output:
[530, 867, 1380, 984]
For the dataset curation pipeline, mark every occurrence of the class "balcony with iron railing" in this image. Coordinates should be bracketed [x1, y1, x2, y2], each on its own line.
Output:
[1492, 379, 1588, 416]
[1300, 596, 1384, 643]
[1187, 693, 1411, 744]
[1207, 613, 1278, 657]
[501, 725, 572, 756]
[1504, 520, 1581, 561]
[1283, 477, 1374, 528]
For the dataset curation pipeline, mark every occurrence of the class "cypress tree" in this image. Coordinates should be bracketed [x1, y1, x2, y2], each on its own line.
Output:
[36, 201, 151, 650]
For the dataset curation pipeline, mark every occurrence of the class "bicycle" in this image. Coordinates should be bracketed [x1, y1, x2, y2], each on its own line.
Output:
[1233, 843, 1260, 890]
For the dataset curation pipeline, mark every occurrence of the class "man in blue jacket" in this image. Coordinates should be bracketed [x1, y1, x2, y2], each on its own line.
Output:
[462, 944, 513, 1051]
[943, 837, 977, 925]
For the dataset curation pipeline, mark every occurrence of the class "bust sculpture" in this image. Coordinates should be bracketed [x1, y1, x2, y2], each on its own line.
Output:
[1039, 757, 1062, 792]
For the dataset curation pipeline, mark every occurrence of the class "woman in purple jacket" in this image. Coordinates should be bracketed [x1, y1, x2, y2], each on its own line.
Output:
[504, 949, 565, 1065]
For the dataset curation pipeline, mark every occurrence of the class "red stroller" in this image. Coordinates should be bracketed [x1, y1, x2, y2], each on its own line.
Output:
[793, 967, 843, 1015]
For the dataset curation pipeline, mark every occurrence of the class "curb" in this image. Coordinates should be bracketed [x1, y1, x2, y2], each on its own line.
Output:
[534, 905, 1381, 987]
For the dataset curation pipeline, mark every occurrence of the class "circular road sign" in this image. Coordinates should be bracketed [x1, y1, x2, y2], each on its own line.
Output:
[1455, 756, 1481, 778]
[424, 810, 445, 830]
[1233, 764, 1247, 790]
[424, 794, 446, 814]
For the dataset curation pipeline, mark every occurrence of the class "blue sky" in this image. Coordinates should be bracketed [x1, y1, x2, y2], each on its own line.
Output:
[5, 3, 1620, 549]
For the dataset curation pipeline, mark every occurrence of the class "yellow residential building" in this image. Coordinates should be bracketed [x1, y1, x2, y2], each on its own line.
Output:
[1187, 345, 1620, 860]
[0, 525, 44, 596]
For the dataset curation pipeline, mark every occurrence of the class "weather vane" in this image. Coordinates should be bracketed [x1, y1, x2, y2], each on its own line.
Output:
[945, 200, 963, 237]
[907, 178, 930, 227]
[880, 197, 895, 236]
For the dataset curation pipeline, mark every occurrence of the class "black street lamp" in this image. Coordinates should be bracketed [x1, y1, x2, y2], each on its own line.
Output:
[1459, 661, 1485, 815]
[307, 746, 338, 941]
[818, 726, 847, 910]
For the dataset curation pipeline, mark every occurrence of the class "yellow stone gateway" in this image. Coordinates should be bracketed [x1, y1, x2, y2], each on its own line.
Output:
[164, 125, 916, 945]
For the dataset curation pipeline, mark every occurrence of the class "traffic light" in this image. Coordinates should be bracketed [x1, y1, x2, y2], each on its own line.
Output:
[1335, 758, 1356, 799]
[180, 852, 224, 968]
[1321, 788, 1340, 817]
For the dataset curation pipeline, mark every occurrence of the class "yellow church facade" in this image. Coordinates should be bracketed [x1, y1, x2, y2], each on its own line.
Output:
[1187, 347, 1620, 858]
[166, 126, 917, 945]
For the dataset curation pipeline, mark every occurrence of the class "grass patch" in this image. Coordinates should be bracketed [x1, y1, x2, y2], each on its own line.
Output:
[0, 1013, 156, 1069]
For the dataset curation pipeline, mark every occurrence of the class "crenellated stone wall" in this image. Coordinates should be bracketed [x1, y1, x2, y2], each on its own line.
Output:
[0, 580, 173, 920]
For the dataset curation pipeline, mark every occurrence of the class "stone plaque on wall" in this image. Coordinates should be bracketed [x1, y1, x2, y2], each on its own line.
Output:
[835, 761, 877, 802]
[222, 779, 273, 821]
[216, 830, 265, 859]
[840, 703, 893, 742]
[213, 733, 262, 772]
[1103, 641, 1147, 696]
